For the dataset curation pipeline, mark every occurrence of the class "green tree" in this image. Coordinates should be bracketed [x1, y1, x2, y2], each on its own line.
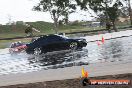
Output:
[76, 0, 123, 32]
[33, 0, 76, 34]
[128, 0, 132, 26]
[59, 0, 76, 25]
[106, 3, 121, 32]
[123, 0, 132, 26]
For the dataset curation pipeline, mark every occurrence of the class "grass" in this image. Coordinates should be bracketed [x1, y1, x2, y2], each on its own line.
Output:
[0, 21, 131, 38]
[0, 21, 131, 49]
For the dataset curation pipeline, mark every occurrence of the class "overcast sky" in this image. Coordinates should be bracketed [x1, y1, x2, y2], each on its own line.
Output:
[0, 0, 131, 25]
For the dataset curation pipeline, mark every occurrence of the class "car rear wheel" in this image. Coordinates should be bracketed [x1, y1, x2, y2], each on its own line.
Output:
[34, 47, 42, 55]
[69, 42, 78, 50]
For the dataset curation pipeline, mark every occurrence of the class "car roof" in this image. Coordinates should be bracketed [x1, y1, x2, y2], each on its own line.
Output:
[40, 34, 68, 38]
[33, 34, 67, 41]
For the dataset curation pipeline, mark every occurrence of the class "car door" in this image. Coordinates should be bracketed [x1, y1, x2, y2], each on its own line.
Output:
[42, 36, 58, 51]
[53, 36, 70, 50]
[45, 35, 67, 51]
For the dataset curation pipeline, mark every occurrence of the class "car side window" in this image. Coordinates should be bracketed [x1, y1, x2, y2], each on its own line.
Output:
[47, 36, 63, 42]
[33, 37, 46, 42]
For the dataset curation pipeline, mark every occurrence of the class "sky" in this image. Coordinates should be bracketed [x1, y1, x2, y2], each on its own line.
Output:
[0, 0, 131, 25]
[0, 0, 95, 25]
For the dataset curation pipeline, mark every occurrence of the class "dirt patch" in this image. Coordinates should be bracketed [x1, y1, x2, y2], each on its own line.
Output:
[0, 73, 132, 88]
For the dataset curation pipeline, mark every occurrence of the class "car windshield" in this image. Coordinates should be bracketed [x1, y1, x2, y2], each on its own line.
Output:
[32, 36, 47, 42]
[31, 35, 68, 44]
[46, 35, 66, 41]
[56, 35, 68, 39]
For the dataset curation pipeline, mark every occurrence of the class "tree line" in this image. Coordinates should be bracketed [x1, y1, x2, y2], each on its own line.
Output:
[33, 0, 132, 33]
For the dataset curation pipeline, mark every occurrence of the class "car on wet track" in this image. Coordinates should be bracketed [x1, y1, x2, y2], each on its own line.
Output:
[9, 41, 27, 54]
[25, 35, 87, 55]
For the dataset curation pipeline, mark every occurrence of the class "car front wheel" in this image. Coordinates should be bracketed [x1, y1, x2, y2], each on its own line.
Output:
[34, 47, 42, 55]
[69, 42, 78, 50]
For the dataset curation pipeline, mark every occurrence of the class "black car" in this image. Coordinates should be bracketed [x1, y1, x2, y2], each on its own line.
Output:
[26, 35, 87, 55]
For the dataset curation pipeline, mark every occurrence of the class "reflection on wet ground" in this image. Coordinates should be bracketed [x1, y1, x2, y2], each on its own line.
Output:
[100, 40, 123, 59]
[0, 36, 132, 75]
[28, 49, 89, 69]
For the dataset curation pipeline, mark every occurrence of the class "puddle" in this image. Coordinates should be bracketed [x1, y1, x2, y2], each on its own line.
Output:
[0, 33, 132, 75]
